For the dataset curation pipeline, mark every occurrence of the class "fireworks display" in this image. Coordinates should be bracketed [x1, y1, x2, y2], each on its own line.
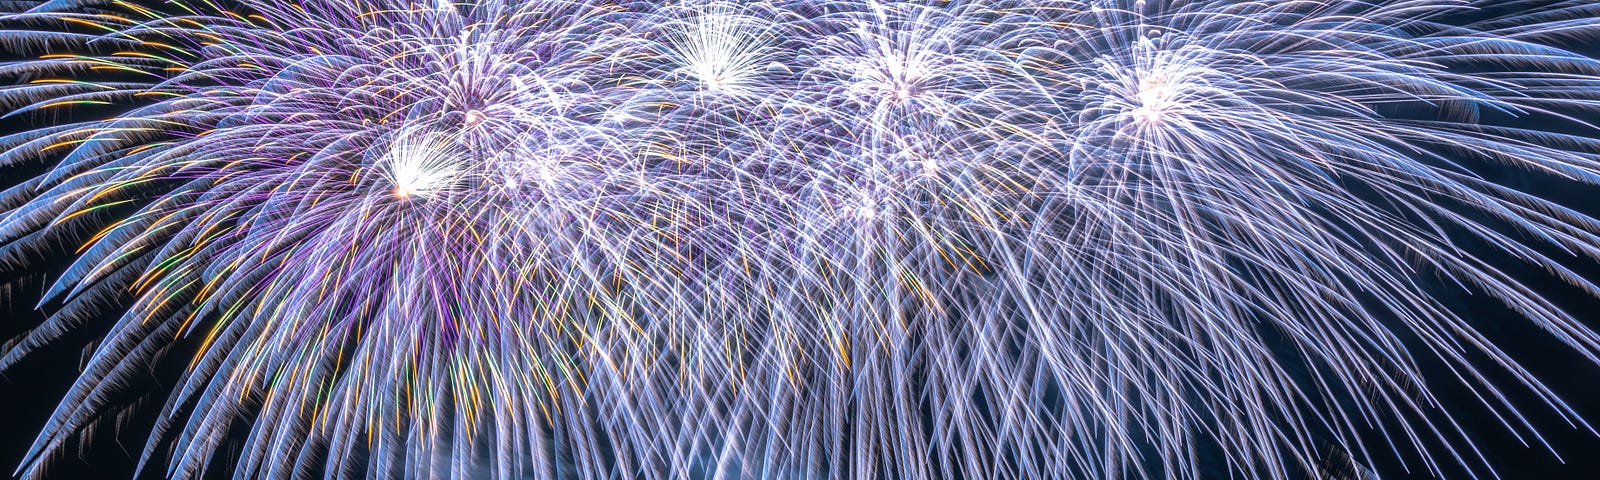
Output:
[2, 0, 1599, 478]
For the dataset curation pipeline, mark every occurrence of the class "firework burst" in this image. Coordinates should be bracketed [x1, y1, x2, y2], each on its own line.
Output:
[2, 0, 1600, 479]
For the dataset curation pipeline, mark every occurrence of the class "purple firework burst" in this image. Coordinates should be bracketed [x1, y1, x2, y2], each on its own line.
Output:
[1, 0, 1600, 479]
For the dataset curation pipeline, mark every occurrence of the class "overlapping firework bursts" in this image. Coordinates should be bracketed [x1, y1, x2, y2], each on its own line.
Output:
[2, 0, 1600, 478]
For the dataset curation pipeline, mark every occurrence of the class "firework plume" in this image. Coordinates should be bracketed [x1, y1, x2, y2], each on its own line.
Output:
[2, 0, 1600, 478]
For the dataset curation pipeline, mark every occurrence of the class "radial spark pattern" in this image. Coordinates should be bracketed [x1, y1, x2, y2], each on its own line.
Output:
[2, 0, 1600, 479]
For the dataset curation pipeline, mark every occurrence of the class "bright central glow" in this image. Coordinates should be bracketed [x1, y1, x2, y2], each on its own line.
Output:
[381, 129, 463, 200]
[666, 3, 773, 98]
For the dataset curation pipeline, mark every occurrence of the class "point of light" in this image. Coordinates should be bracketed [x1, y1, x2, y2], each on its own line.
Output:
[381, 129, 464, 201]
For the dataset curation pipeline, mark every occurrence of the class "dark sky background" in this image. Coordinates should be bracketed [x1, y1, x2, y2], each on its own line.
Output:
[2, 1, 1600, 479]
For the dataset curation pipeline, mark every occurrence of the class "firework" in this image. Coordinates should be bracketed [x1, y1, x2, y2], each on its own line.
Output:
[2, 0, 1599, 479]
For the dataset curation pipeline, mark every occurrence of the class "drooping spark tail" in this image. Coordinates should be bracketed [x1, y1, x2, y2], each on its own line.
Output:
[2, 0, 1600, 479]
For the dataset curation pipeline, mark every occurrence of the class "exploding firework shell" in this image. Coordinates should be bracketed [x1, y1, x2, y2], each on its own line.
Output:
[0, 1, 1599, 479]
